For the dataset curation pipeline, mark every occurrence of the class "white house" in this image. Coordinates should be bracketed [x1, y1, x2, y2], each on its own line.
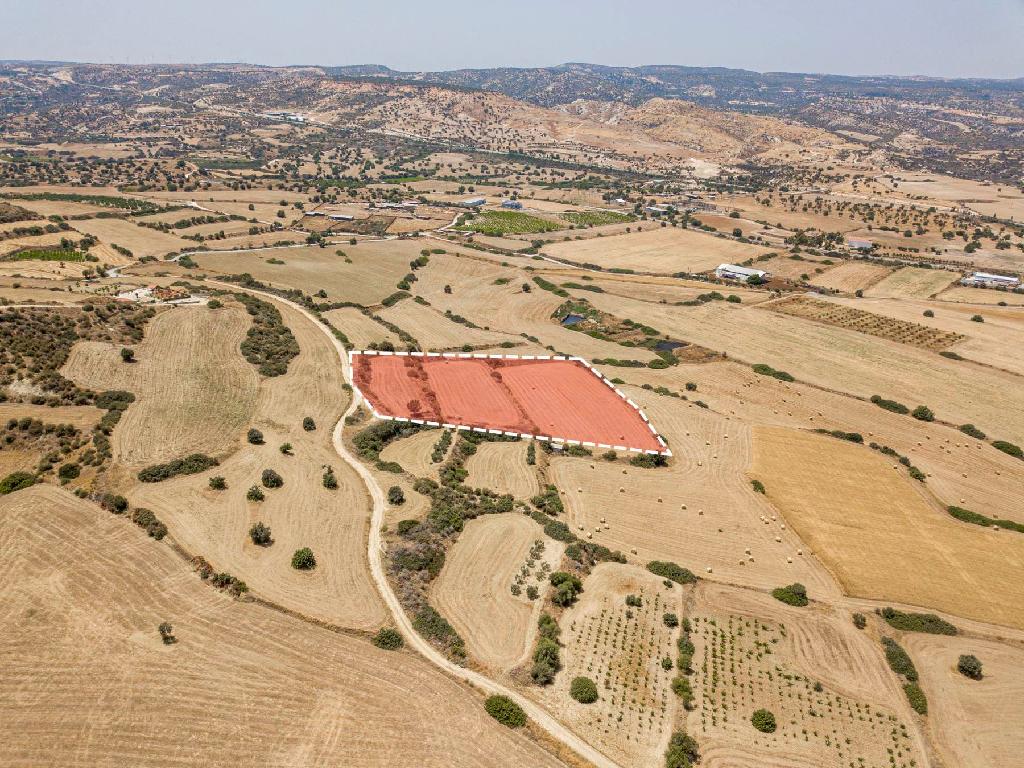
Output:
[715, 263, 769, 281]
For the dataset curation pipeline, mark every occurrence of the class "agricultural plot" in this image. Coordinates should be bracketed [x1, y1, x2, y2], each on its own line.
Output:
[0, 485, 564, 768]
[809, 260, 892, 293]
[904, 634, 1024, 768]
[454, 210, 562, 236]
[0, 403, 104, 431]
[541, 226, 772, 275]
[62, 302, 259, 469]
[560, 210, 634, 227]
[353, 353, 667, 454]
[538, 563, 680, 768]
[865, 267, 959, 299]
[751, 427, 1024, 630]
[432, 514, 560, 672]
[766, 295, 965, 350]
[935, 285, 1024, 305]
[70, 217, 193, 259]
[464, 440, 539, 498]
[688, 582, 927, 768]
[377, 298, 514, 350]
[322, 306, 401, 349]
[754, 254, 834, 282]
[378, 428, 447, 479]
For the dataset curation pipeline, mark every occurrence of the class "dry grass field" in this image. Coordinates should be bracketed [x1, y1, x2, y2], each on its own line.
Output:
[865, 267, 959, 299]
[377, 298, 515, 349]
[432, 514, 560, 672]
[464, 441, 539, 498]
[904, 634, 1024, 768]
[541, 226, 771, 274]
[687, 581, 928, 768]
[323, 306, 401, 348]
[808, 260, 893, 293]
[936, 285, 1024, 305]
[379, 428, 447, 480]
[0, 485, 567, 768]
[751, 426, 1024, 630]
[70, 217, 193, 258]
[0, 402, 104, 430]
[62, 302, 259, 469]
[537, 563, 681, 768]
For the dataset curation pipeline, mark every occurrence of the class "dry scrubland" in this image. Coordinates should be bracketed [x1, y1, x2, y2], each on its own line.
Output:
[116, 296, 385, 631]
[751, 427, 1024, 629]
[541, 226, 771, 274]
[550, 394, 835, 596]
[432, 514, 560, 672]
[864, 267, 958, 299]
[0, 486, 566, 768]
[904, 634, 1024, 768]
[62, 303, 259, 469]
[688, 582, 928, 768]
[585, 291, 1024, 446]
[538, 563, 681, 768]
[464, 441, 539, 498]
[936, 285, 1024, 305]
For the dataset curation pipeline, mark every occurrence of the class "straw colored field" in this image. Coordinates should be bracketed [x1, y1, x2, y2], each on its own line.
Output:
[127, 296, 385, 631]
[808, 260, 892, 293]
[323, 306, 400, 348]
[536, 563, 680, 768]
[353, 355, 665, 453]
[688, 581, 927, 768]
[432, 514, 559, 672]
[377, 299, 514, 350]
[865, 267, 958, 299]
[719, 194, 866, 234]
[410, 252, 660, 363]
[936, 285, 1024, 305]
[192, 241, 430, 305]
[464, 441, 539, 498]
[541, 226, 771, 274]
[0, 231, 69, 259]
[550, 393, 836, 596]
[0, 485, 566, 768]
[904, 634, 1024, 768]
[0, 402, 104, 430]
[62, 303, 259, 469]
[751, 427, 1024, 630]
[584, 290, 1024, 446]
[625, 359, 1024, 526]
[767, 295, 965, 350]
[70, 217, 193, 258]
[755, 254, 834, 281]
[379, 428, 446, 479]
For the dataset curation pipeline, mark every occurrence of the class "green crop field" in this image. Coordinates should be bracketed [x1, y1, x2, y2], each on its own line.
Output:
[560, 211, 634, 227]
[3, 248, 87, 262]
[454, 210, 561, 236]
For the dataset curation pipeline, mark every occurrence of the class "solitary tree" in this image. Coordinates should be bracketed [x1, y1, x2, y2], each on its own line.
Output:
[291, 547, 316, 570]
[120, 347, 135, 363]
[957, 654, 983, 680]
[249, 521, 273, 546]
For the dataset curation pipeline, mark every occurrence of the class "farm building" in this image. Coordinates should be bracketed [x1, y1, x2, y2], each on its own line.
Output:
[715, 263, 769, 281]
[847, 238, 874, 251]
[501, 200, 523, 209]
[327, 213, 354, 221]
[645, 204, 674, 215]
[961, 271, 1021, 288]
[459, 197, 486, 208]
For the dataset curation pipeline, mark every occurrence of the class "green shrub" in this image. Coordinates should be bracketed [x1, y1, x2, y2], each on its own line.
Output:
[291, 547, 316, 570]
[302, 416, 316, 431]
[372, 628, 404, 650]
[751, 479, 766, 494]
[870, 395, 909, 414]
[57, 462, 80, 481]
[663, 612, 679, 628]
[484, 695, 526, 728]
[209, 476, 227, 490]
[630, 453, 668, 468]
[247, 428, 264, 445]
[911, 405, 934, 422]
[249, 521, 273, 546]
[246, 485, 265, 502]
[665, 730, 700, 768]
[957, 654, 983, 680]
[752, 363, 794, 382]
[959, 423, 986, 440]
[880, 607, 957, 635]
[671, 675, 693, 708]
[947, 504, 1024, 533]
[882, 637, 918, 681]
[852, 612, 866, 630]
[771, 583, 808, 607]
[261, 468, 284, 488]
[970, 314, 984, 323]
[647, 560, 698, 585]
[751, 708, 777, 733]
[531, 637, 561, 684]
[550, 571, 583, 606]
[992, 440, 1023, 459]
[138, 453, 218, 482]
[388, 485, 405, 505]
[904, 682, 928, 714]
[0, 471, 36, 494]
[322, 465, 338, 489]
[570, 676, 598, 703]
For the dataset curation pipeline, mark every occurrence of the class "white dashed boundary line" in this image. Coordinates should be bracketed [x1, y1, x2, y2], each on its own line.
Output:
[348, 350, 672, 457]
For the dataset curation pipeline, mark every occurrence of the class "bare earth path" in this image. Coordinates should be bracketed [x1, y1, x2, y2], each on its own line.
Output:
[207, 280, 623, 768]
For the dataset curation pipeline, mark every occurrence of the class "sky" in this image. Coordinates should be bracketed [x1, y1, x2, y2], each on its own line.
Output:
[3, 0, 1023, 79]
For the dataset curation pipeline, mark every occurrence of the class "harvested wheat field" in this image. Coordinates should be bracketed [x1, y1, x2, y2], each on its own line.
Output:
[541, 226, 771, 274]
[377, 298, 515, 349]
[432, 513, 561, 672]
[537, 562, 681, 767]
[323, 306, 400, 349]
[0, 402, 104, 430]
[751, 426, 1024, 629]
[464, 441, 539, 498]
[379, 427, 448, 479]
[125, 295, 386, 631]
[71, 217, 193, 258]
[935, 285, 1024, 305]
[904, 633, 1024, 768]
[62, 302, 259, 469]
[865, 267, 958, 299]
[550, 393, 835, 597]
[0, 485, 567, 768]
[809, 260, 892, 293]
[688, 581, 928, 768]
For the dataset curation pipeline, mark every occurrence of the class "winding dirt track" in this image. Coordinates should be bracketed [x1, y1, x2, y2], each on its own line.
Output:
[208, 280, 623, 768]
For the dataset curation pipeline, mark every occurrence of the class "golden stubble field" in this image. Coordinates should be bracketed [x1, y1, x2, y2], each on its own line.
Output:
[0, 485, 567, 768]
[464, 441, 540, 498]
[750, 426, 1024, 630]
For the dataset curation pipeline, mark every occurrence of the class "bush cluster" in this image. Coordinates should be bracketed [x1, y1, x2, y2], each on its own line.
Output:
[880, 607, 957, 635]
[484, 695, 526, 728]
[771, 583, 808, 607]
[647, 560, 698, 585]
[138, 453, 218, 483]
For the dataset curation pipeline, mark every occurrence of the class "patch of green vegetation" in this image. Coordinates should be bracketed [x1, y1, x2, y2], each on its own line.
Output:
[236, 293, 299, 377]
[647, 560, 698, 585]
[484, 695, 527, 728]
[0, 471, 36, 494]
[903, 682, 928, 714]
[2, 191, 162, 214]
[752, 363, 794, 382]
[882, 637, 918, 680]
[532, 275, 569, 297]
[751, 709, 777, 733]
[570, 676, 599, 703]
[870, 395, 909, 414]
[3, 248, 86, 262]
[560, 210, 634, 227]
[665, 730, 700, 768]
[771, 583, 808, 606]
[371, 627, 404, 650]
[992, 440, 1023, 459]
[880, 607, 957, 635]
[947, 504, 1024, 534]
[137, 453, 218, 483]
[455, 210, 561, 236]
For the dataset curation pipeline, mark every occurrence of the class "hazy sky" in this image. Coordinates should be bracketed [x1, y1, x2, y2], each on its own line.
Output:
[4, 0, 1023, 79]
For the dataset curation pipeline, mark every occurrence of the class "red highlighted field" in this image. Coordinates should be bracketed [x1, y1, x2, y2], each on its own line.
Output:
[351, 352, 668, 454]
